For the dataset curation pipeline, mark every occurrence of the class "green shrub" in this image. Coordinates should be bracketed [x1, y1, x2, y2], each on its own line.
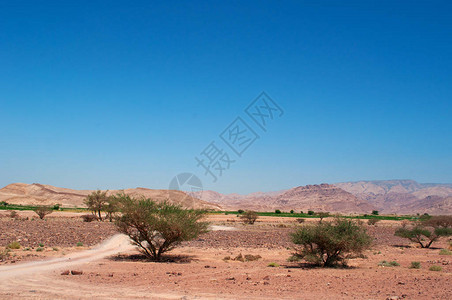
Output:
[395, 216, 452, 248]
[0, 248, 11, 260]
[291, 218, 372, 267]
[114, 194, 208, 261]
[33, 206, 53, 219]
[76, 242, 83, 247]
[307, 210, 314, 215]
[378, 260, 399, 267]
[237, 209, 244, 214]
[439, 249, 452, 255]
[410, 261, 421, 269]
[372, 210, 379, 215]
[287, 255, 301, 262]
[36, 247, 44, 252]
[53, 247, 59, 251]
[7, 241, 21, 249]
[84, 190, 109, 221]
[267, 262, 280, 267]
[240, 211, 258, 225]
[316, 212, 330, 223]
[429, 265, 442, 271]
[275, 209, 281, 214]
[81, 214, 98, 222]
[243, 254, 262, 262]
[38, 243, 44, 247]
[290, 210, 294, 214]
[367, 219, 380, 226]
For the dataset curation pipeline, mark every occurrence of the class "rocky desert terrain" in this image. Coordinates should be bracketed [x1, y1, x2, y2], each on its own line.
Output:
[0, 212, 451, 299]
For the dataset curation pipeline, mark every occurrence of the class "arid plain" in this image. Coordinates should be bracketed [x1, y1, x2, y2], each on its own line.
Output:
[1, 211, 451, 300]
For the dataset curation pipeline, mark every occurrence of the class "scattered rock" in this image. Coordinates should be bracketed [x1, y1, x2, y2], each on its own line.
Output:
[70, 270, 83, 275]
[60, 270, 70, 275]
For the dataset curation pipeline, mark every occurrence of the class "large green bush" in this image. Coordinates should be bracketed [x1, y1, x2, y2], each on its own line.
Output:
[394, 216, 452, 248]
[115, 194, 209, 261]
[84, 190, 109, 221]
[291, 218, 372, 267]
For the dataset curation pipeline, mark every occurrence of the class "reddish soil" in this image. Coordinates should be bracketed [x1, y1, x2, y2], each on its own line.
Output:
[0, 213, 451, 299]
[0, 215, 116, 248]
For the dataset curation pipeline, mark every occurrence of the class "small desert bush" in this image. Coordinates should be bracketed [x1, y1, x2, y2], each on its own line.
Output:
[287, 254, 302, 262]
[38, 243, 44, 247]
[81, 214, 98, 222]
[240, 211, 258, 225]
[378, 260, 399, 267]
[229, 253, 261, 262]
[291, 218, 372, 267]
[36, 247, 44, 252]
[316, 212, 330, 222]
[53, 247, 59, 251]
[76, 242, 83, 247]
[439, 249, 452, 255]
[244, 254, 262, 261]
[9, 211, 18, 219]
[7, 241, 21, 249]
[410, 261, 421, 269]
[296, 218, 305, 223]
[33, 206, 53, 219]
[429, 265, 442, 271]
[267, 262, 280, 267]
[0, 248, 11, 260]
[367, 219, 380, 226]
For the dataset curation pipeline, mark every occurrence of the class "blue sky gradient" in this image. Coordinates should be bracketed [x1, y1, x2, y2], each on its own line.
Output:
[1, 1, 451, 193]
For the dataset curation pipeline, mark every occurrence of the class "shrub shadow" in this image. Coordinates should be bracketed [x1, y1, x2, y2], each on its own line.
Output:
[109, 253, 196, 264]
[282, 262, 357, 270]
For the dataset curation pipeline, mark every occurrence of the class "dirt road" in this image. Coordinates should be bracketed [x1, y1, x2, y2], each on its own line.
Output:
[0, 228, 240, 299]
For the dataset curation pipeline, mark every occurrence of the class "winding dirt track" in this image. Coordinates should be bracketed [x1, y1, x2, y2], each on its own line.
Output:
[0, 228, 240, 299]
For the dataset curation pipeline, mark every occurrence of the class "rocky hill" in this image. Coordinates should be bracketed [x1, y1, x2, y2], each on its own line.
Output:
[335, 180, 452, 214]
[0, 183, 221, 210]
[194, 184, 375, 213]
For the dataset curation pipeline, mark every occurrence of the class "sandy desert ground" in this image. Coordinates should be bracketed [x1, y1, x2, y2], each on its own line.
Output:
[0, 211, 451, 299]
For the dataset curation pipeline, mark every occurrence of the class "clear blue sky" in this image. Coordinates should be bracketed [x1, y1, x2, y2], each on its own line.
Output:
[1, 1, 451, 194]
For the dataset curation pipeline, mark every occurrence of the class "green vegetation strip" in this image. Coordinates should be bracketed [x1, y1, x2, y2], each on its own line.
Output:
[0, 203, 87, 212]
[213, 211, 415, 220]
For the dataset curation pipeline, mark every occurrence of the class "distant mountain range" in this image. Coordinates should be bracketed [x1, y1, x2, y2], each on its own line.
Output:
[335, 180, 452, 214]
[194, 180, 452, 214]
[0, 180, 451, 215]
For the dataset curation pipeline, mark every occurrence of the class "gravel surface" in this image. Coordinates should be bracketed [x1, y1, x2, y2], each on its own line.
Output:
[0, 217, 117, 247]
